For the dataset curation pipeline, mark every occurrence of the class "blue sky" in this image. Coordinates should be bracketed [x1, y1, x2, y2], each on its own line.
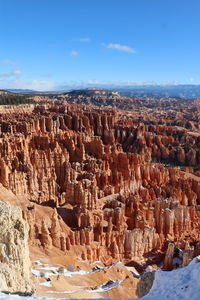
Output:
[0, 0, 200, 90]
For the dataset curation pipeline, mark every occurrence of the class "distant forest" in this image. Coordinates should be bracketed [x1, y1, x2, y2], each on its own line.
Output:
[0, 94, 35, 105]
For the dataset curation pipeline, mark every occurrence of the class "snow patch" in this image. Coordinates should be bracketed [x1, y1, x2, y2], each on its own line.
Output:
[32, 265, 89, 278]
[88, 280, 123, 293]
[39, 281, 52, 287]
[47, 290, 76, 294]
[141, 256, 200, 300]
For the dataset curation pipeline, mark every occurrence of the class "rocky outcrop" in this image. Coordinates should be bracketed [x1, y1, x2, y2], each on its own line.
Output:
[0, 201, 33, 294]
[136, 271, 155, 298]
[163, 243, 175, 270]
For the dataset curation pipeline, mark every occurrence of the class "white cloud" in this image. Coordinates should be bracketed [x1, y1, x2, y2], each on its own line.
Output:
[73, 37, 90, 42]
[0, 79, 55, 91]
[57, 80, 183, 89]
[13, 70, 22, 75]
[0, 70, 22, 78]
[57, 80, 148, 89]
[187, 77, 200, 84]
[79, 37, 90, 42]
[0, 79, 194, 92]
[1, 59, 17, 65]
[70, 50, 79, 57]
[107, 43, 136, 54]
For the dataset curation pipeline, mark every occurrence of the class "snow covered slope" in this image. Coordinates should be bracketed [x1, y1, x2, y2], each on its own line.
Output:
[142, 256, 200, 300]
[0, 257, 200, 299]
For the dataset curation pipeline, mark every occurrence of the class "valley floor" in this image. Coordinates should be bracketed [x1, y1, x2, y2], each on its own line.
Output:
[30, 247, 138, 299]
[1, 257, 200, 300]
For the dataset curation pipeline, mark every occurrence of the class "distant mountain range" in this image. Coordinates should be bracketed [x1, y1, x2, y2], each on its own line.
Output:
[7, 89, 38, 94]
[4, 84, 200, 99]
[115, 84, 200, 98]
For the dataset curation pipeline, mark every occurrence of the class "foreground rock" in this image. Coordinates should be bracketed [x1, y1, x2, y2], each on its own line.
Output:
[141, 256, 200, 300]
[0, 201, 33, 294]
[136, 271, 155, 298]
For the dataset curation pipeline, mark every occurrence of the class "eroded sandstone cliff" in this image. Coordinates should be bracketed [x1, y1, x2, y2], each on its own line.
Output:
[0, 100, 199, 269]
[0, 201, 33, 294]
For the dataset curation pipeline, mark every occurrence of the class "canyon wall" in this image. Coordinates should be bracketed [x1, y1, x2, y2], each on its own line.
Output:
[0, 101, 200, 266]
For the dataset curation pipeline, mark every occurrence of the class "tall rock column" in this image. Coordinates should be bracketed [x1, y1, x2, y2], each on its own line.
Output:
[0, 202, 34, 294]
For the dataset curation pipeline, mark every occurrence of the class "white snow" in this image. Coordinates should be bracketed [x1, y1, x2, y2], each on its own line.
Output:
[31, 265, 89, 278]
[88, 280, 123, 293]
[39, 281, 52, 287]
[145, 265, 153, 272]
[47, 290, 77, 294]
[0, 294, 57, 300]
[131, 270, 140, 279]
[39, 266, 58, 272]
[33, 260, 48, 266]
[32, 260, 121, 280]
[141, 256, 200, 300]
[31, 270, 45, 277]
[2, 257, 200, 299]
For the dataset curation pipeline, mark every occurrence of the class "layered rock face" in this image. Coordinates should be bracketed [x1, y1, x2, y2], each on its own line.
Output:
[0, 201, 33, 294]
[0, 101, 200, 267]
